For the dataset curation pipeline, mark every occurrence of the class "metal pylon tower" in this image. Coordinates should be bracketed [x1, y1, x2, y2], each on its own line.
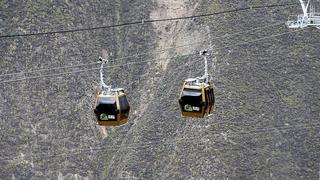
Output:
[287, 0, 320, 29]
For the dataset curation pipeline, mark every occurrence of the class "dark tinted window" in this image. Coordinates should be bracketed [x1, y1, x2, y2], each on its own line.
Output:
[210, 88, 215, 105]
[119, 95, 130, 114]
[180, 89, 202, 112]
[95, 96, 117, 121]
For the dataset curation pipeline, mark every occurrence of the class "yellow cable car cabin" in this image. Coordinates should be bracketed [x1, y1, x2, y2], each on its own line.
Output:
[94, 88, 130, 126]
[178, 78, 215, 118]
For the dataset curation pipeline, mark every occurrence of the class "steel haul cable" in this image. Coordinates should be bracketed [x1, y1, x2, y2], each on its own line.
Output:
[0, 1, 312, 165]
[0, 27, 312, 161]
[0, 22, 285, 78]
[0, 45, 317, 158]
[0, 3, 298, 39]
[1, 43, 317, 162]
[0, 27, 308, 84]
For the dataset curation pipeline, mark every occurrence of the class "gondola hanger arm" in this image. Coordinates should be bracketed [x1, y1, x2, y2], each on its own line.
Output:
[98, 57, 111, 93]
[199, 49, 210, 83]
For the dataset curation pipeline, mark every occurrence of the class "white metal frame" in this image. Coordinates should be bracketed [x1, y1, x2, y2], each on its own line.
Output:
[98, 57, 112, 95]
[184, 50, 211, 87]
[98, 57, 125, 96]
[287, 0, 320, 29]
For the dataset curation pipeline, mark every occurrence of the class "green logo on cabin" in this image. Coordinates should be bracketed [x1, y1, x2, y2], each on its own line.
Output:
[184, 104, 193, 112]
[100, 113, 109, 120]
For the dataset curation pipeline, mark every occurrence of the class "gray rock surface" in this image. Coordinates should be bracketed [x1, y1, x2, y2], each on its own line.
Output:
[0, 0, 319, 179]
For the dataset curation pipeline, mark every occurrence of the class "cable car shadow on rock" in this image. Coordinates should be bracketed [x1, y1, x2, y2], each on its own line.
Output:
[94, 57, 130, 126]
[178, 50, 215, 118]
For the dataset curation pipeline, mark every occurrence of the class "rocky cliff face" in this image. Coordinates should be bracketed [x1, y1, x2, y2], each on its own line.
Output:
[0, 0, 319, 179]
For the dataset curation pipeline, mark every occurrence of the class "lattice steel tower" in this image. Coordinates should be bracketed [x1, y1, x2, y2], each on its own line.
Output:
[287, 0, 320, 29]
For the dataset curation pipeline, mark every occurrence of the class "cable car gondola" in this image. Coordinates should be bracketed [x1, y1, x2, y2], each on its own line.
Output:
[179, 78, 214, 118]
[94, 57, 130, 126]
[178, 50, 215, 118]
[94, 88, 130, 126]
